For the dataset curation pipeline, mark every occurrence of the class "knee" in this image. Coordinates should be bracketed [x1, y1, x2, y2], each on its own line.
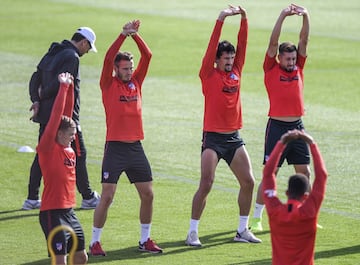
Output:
[141, 189, 154, 202]
[199, 177, 214, 195]
[240, 175, 255, 190]
[101, 191, 115, 207]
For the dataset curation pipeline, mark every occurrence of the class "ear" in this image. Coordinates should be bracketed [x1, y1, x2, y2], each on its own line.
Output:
[302, 192, 309, 200]
[286, 190, 289, 197]
[56, 130, 63, 142]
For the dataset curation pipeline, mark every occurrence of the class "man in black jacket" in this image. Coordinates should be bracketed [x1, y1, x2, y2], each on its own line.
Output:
[23, 27, 100, 210]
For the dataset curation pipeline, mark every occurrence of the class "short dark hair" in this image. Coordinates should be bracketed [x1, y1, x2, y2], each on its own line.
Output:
[114, 52, 133, 65]
[216, 40, 235, 59]
[279, 42, 297, 54]
[58, 115, 76, 131]
[287, 174, 310, 200]
[71, 32, 86, 43]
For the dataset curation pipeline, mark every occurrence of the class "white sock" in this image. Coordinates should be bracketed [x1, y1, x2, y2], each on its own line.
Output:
[189, 219, 199, 234]
[140, 223, 151, 244]
[91, 227, 103, 246]
[253, 203, 265, 219]
[238, 216, 249, 233]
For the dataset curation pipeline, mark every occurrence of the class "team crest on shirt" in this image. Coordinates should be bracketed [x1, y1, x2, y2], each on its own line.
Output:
[56, 242, 63, 251]
[64, 157, 75, 167]
[103, 172, 109, 180]
[230, 72, 239, 80]
[264, 189, 277, 198]
[128, 82, 136, 90]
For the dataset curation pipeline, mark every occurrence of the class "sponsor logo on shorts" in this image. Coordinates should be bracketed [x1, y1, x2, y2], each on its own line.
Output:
[56, 242, 63, 251]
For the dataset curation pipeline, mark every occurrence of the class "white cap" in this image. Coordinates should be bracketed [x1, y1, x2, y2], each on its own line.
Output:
[76, 27, 97, 52]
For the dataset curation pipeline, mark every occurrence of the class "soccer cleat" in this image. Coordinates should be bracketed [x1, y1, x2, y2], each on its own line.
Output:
[89, 241, 106, 256]
[81, 191, 101, 209]
[22, 199, 41, 210]
[139, 238, 163, 253]
[185, 231, 202, 247]
[249, 217, 263, 232]
[234, 228, 262, 243]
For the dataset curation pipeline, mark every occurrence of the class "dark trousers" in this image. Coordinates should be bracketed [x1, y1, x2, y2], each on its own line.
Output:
[27, 124, 93, 200]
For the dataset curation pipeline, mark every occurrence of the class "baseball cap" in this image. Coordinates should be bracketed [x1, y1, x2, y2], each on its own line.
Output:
[76, 27, 97, 52]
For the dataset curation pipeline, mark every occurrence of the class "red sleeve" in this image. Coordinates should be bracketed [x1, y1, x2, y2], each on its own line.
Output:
[263, 53, 277, 72]
[296, 53, 306, 69]
[100, 34, 127, 90]
[302, 143, 328, 216]
[63, 82, 74, 118]
[199, 20, 224, 80]
[37, 82, 71, 151]
[233, 19, 248, 74]
[262, 141, 286, 210]
[131, 34, 152, 87]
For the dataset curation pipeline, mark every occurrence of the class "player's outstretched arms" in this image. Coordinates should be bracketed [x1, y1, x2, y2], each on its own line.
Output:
[218, 5, 246, 21]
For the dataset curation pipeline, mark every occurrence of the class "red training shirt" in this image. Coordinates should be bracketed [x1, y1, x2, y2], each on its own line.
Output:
[38, 82, 76, 211]
[100, 33, 152, 141]
[263, 53, 306, 117]
[200, 19, 248, 132]
[263, 141, 327, 265]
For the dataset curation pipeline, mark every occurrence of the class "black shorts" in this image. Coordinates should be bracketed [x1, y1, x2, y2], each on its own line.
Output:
[263, 118, 310, 166]
[39, 208, 85, 256]
[101, 141, 152, 184]
[202, 131, 245, 165]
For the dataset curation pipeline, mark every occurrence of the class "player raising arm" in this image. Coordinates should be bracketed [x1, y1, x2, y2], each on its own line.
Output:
[251, 4, 311, 232]
[89, 19, 162, 256]
[38, 72, 88, 265]
[263, 129, 327, 265]
[186, 5, 261, 247]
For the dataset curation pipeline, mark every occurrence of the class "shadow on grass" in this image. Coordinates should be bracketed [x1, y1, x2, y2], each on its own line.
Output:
[18, 228, 360, 265]
[230, 244, 360, 265]
[315, 244, 360, 260]
[0, 207, 91, 222]
[20, 230, 247, 264]
[0, 209, 38, 221]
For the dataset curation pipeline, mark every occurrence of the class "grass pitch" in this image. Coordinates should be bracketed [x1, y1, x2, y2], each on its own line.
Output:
[0, 0, 359, 264]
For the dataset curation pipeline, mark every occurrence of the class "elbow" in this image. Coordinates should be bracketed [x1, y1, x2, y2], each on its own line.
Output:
[147, 51, 153, 60]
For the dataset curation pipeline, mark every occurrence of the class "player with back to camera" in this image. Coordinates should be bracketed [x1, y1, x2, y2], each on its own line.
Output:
[250, 4, 312, 232]
[38, 72, 88, 265]
[262, 129, 327, 265]
[89, 19, 162, 256]
[24, 27, 100, 210]
[185, 5, 261, 247]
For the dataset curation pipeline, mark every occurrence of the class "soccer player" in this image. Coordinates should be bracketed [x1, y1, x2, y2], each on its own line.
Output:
[251, 4, 311, 231]
[38, 72, 87, 265]
[262, 129, 327, 265]
[185, 5, 261, 247]
[24, 27, 100, 210]
[89, 20, 162, 256]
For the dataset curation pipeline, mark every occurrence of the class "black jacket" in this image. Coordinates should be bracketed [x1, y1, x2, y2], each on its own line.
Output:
[29, 40, 81, 125]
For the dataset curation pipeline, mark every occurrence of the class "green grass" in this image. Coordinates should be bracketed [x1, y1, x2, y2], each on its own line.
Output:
[1, 0, 359, 264]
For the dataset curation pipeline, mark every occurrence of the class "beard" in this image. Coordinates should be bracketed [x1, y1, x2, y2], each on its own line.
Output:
[224, 64, 233, 72]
